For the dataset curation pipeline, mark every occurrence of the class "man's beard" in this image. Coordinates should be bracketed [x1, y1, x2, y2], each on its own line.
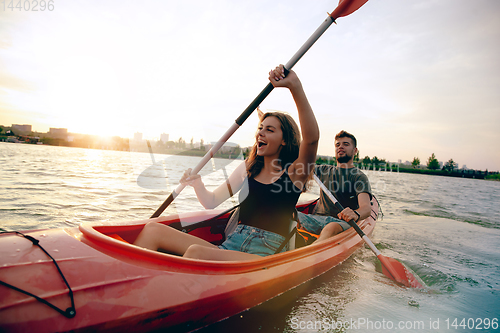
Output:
[337, 153, 353, 164]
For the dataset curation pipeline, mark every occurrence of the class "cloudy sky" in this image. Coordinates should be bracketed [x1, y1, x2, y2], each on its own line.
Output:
[1, 0, 499, 171]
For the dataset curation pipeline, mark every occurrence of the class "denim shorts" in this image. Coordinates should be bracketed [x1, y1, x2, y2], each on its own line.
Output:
[297, 212, 351, 235]
[218, 224, 288, 257]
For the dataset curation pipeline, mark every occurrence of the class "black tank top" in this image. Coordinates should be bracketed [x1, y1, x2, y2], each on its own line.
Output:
[238, 170, 302, 237]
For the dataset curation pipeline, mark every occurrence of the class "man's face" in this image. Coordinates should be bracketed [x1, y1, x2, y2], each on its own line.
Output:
[335, 137, 357, 164]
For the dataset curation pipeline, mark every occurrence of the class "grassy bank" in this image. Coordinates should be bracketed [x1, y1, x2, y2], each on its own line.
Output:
[354, 163, 492, 179]
[485, 173, 500, 181]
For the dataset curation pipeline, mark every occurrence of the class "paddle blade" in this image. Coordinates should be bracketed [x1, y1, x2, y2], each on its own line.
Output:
[378, 255, 424, 288]
[330, 0, 369, 20]
[137, 161, 168, 189]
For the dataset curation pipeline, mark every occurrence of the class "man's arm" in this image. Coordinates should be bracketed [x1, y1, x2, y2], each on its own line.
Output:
[337, 192, 371, 223]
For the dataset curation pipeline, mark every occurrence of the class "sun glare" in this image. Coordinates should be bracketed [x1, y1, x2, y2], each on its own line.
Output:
[44, 55, 125, 136]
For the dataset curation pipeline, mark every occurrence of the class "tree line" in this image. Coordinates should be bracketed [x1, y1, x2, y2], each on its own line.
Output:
[316, 152, 477, 173]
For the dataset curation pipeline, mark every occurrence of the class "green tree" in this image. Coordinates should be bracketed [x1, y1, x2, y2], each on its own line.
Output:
[411, 157, 420, 168]
[316, 156, 325, 165]
[443, 159, 456, 172]
[427, 153, 440, 170]
[354, 151, 360, 163]
[362, 156, 371, 168]
[316, 156, 335, 165]
[176, 137, 186, 149]
[230, 144, 241, 157]
[381, 158, 388, 170]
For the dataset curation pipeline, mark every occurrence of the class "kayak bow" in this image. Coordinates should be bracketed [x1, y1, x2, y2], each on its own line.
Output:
[0, 198, 378, 332]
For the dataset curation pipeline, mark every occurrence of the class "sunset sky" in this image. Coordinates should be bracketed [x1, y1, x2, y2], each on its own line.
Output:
[1, 0, 499, 171]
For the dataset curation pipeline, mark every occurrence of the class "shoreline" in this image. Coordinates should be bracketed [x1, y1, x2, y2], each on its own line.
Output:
[0, 140, 244, 161]
[357, 164, 495, 180]
[2, 141, 498, 180]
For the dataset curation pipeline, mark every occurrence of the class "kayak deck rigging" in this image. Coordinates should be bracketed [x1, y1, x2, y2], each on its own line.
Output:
[0, 198, 379, 333]
[0, 231, 76, 319]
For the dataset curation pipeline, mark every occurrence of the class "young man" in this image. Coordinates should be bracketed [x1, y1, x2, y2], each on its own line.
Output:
[298, 130, 372, 242]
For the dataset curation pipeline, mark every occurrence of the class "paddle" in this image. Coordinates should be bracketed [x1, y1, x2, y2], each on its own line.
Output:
[151, 0, 369, 218]
[313, 175, 423, 288]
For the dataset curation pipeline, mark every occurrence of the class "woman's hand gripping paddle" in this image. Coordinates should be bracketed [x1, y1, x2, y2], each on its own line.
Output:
[150, 0, 370, 218]
[313, 175, 423, 288]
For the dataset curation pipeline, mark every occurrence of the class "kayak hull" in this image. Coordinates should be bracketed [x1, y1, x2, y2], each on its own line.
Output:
[0, 198, 378, 332]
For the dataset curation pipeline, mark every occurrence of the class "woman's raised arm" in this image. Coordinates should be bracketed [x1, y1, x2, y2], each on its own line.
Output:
[269, 65, 319, 186]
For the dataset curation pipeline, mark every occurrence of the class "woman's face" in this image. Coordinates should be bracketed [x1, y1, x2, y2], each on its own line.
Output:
[256, 116, 285, 156]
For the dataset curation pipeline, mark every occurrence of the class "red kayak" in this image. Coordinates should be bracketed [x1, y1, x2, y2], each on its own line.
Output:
[0, 198, 378, 332]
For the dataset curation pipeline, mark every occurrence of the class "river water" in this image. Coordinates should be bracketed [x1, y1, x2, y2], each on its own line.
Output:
[1, 142, 499, 332]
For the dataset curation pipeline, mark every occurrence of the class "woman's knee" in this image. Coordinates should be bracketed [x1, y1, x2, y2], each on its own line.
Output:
[322, 222, 343, 237]
[141, 221, 160, 233]
[184, 244, 208, 259]
[134, 222, 167, 248]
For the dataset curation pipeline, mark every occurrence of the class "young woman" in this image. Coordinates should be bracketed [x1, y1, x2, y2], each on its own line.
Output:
[134, 64, 319, 261]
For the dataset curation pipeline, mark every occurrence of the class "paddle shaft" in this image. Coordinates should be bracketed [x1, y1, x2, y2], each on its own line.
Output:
[313, 174, 409, 283]
[150, 16, 336, 218]
[313, 175, 381, 255]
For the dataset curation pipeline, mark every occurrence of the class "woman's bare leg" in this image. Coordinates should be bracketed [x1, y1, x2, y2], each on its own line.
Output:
[313, 222, 343, 243]
[184, 244, 261, 261]
[134, 222, 218, 254]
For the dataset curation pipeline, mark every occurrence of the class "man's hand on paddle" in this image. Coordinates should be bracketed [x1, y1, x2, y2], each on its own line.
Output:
[338, 207, 359, 223]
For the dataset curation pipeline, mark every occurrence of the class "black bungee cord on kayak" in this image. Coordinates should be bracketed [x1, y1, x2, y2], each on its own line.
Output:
[0, 231, 76, 319]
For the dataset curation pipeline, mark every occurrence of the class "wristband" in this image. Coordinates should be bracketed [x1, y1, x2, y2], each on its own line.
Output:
[353, 210, 360, 222]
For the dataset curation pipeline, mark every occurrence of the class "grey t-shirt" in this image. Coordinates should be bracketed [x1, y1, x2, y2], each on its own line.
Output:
[313, 165, 372, 217]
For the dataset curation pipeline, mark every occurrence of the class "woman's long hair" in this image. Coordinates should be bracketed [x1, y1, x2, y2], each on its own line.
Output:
[246, 112, 301, 179]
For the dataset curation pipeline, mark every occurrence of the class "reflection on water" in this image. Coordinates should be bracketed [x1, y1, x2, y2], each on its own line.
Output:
[1, 142, 499, 332]
[362, 169, 500, 229]
[0, 143, 243, 230]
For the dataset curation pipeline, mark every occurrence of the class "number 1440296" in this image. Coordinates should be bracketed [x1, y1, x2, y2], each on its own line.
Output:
[2, 0, 54, 11]
[445, 318, 498, 330]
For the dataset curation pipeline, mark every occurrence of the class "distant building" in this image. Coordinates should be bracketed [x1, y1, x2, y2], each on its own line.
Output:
[12, 124, 32, 134]
[49, 128, 68, 140]
[133, 132, 143, 141]
[160, 133, 169, 143]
